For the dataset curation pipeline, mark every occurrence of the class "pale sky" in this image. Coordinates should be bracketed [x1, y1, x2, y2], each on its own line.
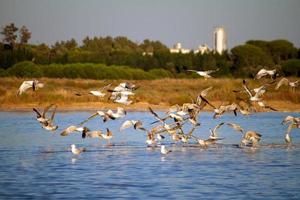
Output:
[0, 0, 299, 49]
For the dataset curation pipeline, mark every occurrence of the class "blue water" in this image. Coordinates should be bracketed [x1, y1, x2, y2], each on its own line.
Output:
[0, 111, 300, 199]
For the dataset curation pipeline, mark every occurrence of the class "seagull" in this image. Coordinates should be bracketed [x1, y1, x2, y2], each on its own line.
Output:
[281, 115, 300, 144]
[75, 83, 112, 97]
[242, 80, 264, 102]
[80, 107, 126, 124]
[18, 80, 44, 95]
[196, 86, 213, 108]
[61, 125, 86, 136]
[89, 83, 111, 97]
[120, 120, 146, 131]
[191, 135, 223, 147]
[227, 123, 261, 147]
[81, 127, 103, 139]
[33, 104, 55, 124]
[146, 132, 156, 146]
[199, 95, 237, 118]
[114, 92, 133, 105]
[42, 105, 58, 131]
[209, 122, 225, 139]
[109, 82, 138, 103]
[242, 131, 262, 147]
[275, 78, 299, 91]
[255, 68, 278, 79]
[188, 68, 219, 79]
[71, 144, 86, 155]
[281, 115, 300, 125]
[160, 145, 172, 155]
[101, 128, 113, 141]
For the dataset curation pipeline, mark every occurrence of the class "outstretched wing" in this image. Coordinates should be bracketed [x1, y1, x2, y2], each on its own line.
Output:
[79, 112, 100, 125]
[242, 80, 253, 98]
[120, 120, 135, 131]
[42, 104, 55, 118]
[275, 78, 289, 90]
[49, 105, 57, 123]
[32, 108, 41, 118]
[199, 95, 216, 109]
[200, 86, 213, 97]
[18, 81, 33, 95]
[213, 122, 224, 134]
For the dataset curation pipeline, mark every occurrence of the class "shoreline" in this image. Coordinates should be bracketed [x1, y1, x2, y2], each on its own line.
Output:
[1, 101, 299, 112]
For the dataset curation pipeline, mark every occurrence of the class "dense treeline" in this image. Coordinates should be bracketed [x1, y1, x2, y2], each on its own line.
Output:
[0, 23, 300, 79]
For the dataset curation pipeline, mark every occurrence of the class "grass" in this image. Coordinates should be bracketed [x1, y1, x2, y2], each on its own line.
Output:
[0, 77, 299, 111]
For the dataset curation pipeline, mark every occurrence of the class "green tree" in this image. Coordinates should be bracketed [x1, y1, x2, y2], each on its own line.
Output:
[1, 23, 18, 50]
[19, 25, 31, 45]
[282, 59, 300, 77]
[231, 44, 274, 77]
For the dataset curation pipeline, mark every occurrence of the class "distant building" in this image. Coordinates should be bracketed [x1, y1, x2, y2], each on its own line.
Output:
[170, 43, 191, 54]
[194, 44, 210, 54]
[214, 27, 227, 54]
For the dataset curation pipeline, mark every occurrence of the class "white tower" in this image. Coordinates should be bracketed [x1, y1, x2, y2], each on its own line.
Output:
[214, 27, 227, 54]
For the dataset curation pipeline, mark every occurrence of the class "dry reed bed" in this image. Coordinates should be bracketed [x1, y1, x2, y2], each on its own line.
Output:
[0, 77, 299, 111]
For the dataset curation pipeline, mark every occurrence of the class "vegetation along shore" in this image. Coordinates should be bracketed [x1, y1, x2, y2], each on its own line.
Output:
[0, 77, 299, 112]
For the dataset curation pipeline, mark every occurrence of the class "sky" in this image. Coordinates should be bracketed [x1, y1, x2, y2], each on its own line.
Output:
[0, 0, 299, 49]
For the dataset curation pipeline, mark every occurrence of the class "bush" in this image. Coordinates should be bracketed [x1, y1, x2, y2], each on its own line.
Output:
[7, 61, 43, 77]
[282, 59, 300, 77]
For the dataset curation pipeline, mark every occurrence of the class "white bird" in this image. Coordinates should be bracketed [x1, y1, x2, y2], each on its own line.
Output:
[109, 82, 137, 102]
[81, 127, 103, 139]
[60, 125, 86, 136]
[71, 144, 86, 155]
[80, 107, 126, 124]
[242, 80, 264, 102]
[114, 92, 133, 105]
[88, 83, 111, 97]
[18, 80, 44, 95]
[281, 115, 300, 144]
[146, 133, 156, 146]
[275, 78, 299, 91]
[160, 145, 172, 155]
[120, 120, 145, 131]
[242, 131, 262, 147]
[255, 68, 277, 79]
[188, 68, 219, 79]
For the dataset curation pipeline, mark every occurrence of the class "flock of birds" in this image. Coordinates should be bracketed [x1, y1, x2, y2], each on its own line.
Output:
[17, 67, 300, 155]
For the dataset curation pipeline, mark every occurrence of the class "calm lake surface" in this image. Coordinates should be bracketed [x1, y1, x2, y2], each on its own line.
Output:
[0, 111, 300, 199]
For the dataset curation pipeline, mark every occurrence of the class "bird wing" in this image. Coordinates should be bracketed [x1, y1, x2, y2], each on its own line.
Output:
[255, 69, 266, 79]
[275, 78, 289, 90]
[205, 68, 219, 74]
[49, 105, 57, 124]
[199, 95, 216, 109]
[148, 107, 164, 122]
[99, 83, 112, 91]
[200, 86, 213, 97]
[227, 123, 243, 133]
[242, 80, 253, 98]
[60, 125, 77, 136]
[120, 120, 135, 131]
[213, 122, 225, 134]
[187, 70, 198, 73]
[42, 104, 55, 118]
[18, 81, 33, 95]
[79, 112, 99, 125]
[32, 108, 42, 118]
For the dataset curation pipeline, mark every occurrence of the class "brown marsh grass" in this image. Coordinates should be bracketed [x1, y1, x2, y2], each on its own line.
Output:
[0, 77, 299, 111]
